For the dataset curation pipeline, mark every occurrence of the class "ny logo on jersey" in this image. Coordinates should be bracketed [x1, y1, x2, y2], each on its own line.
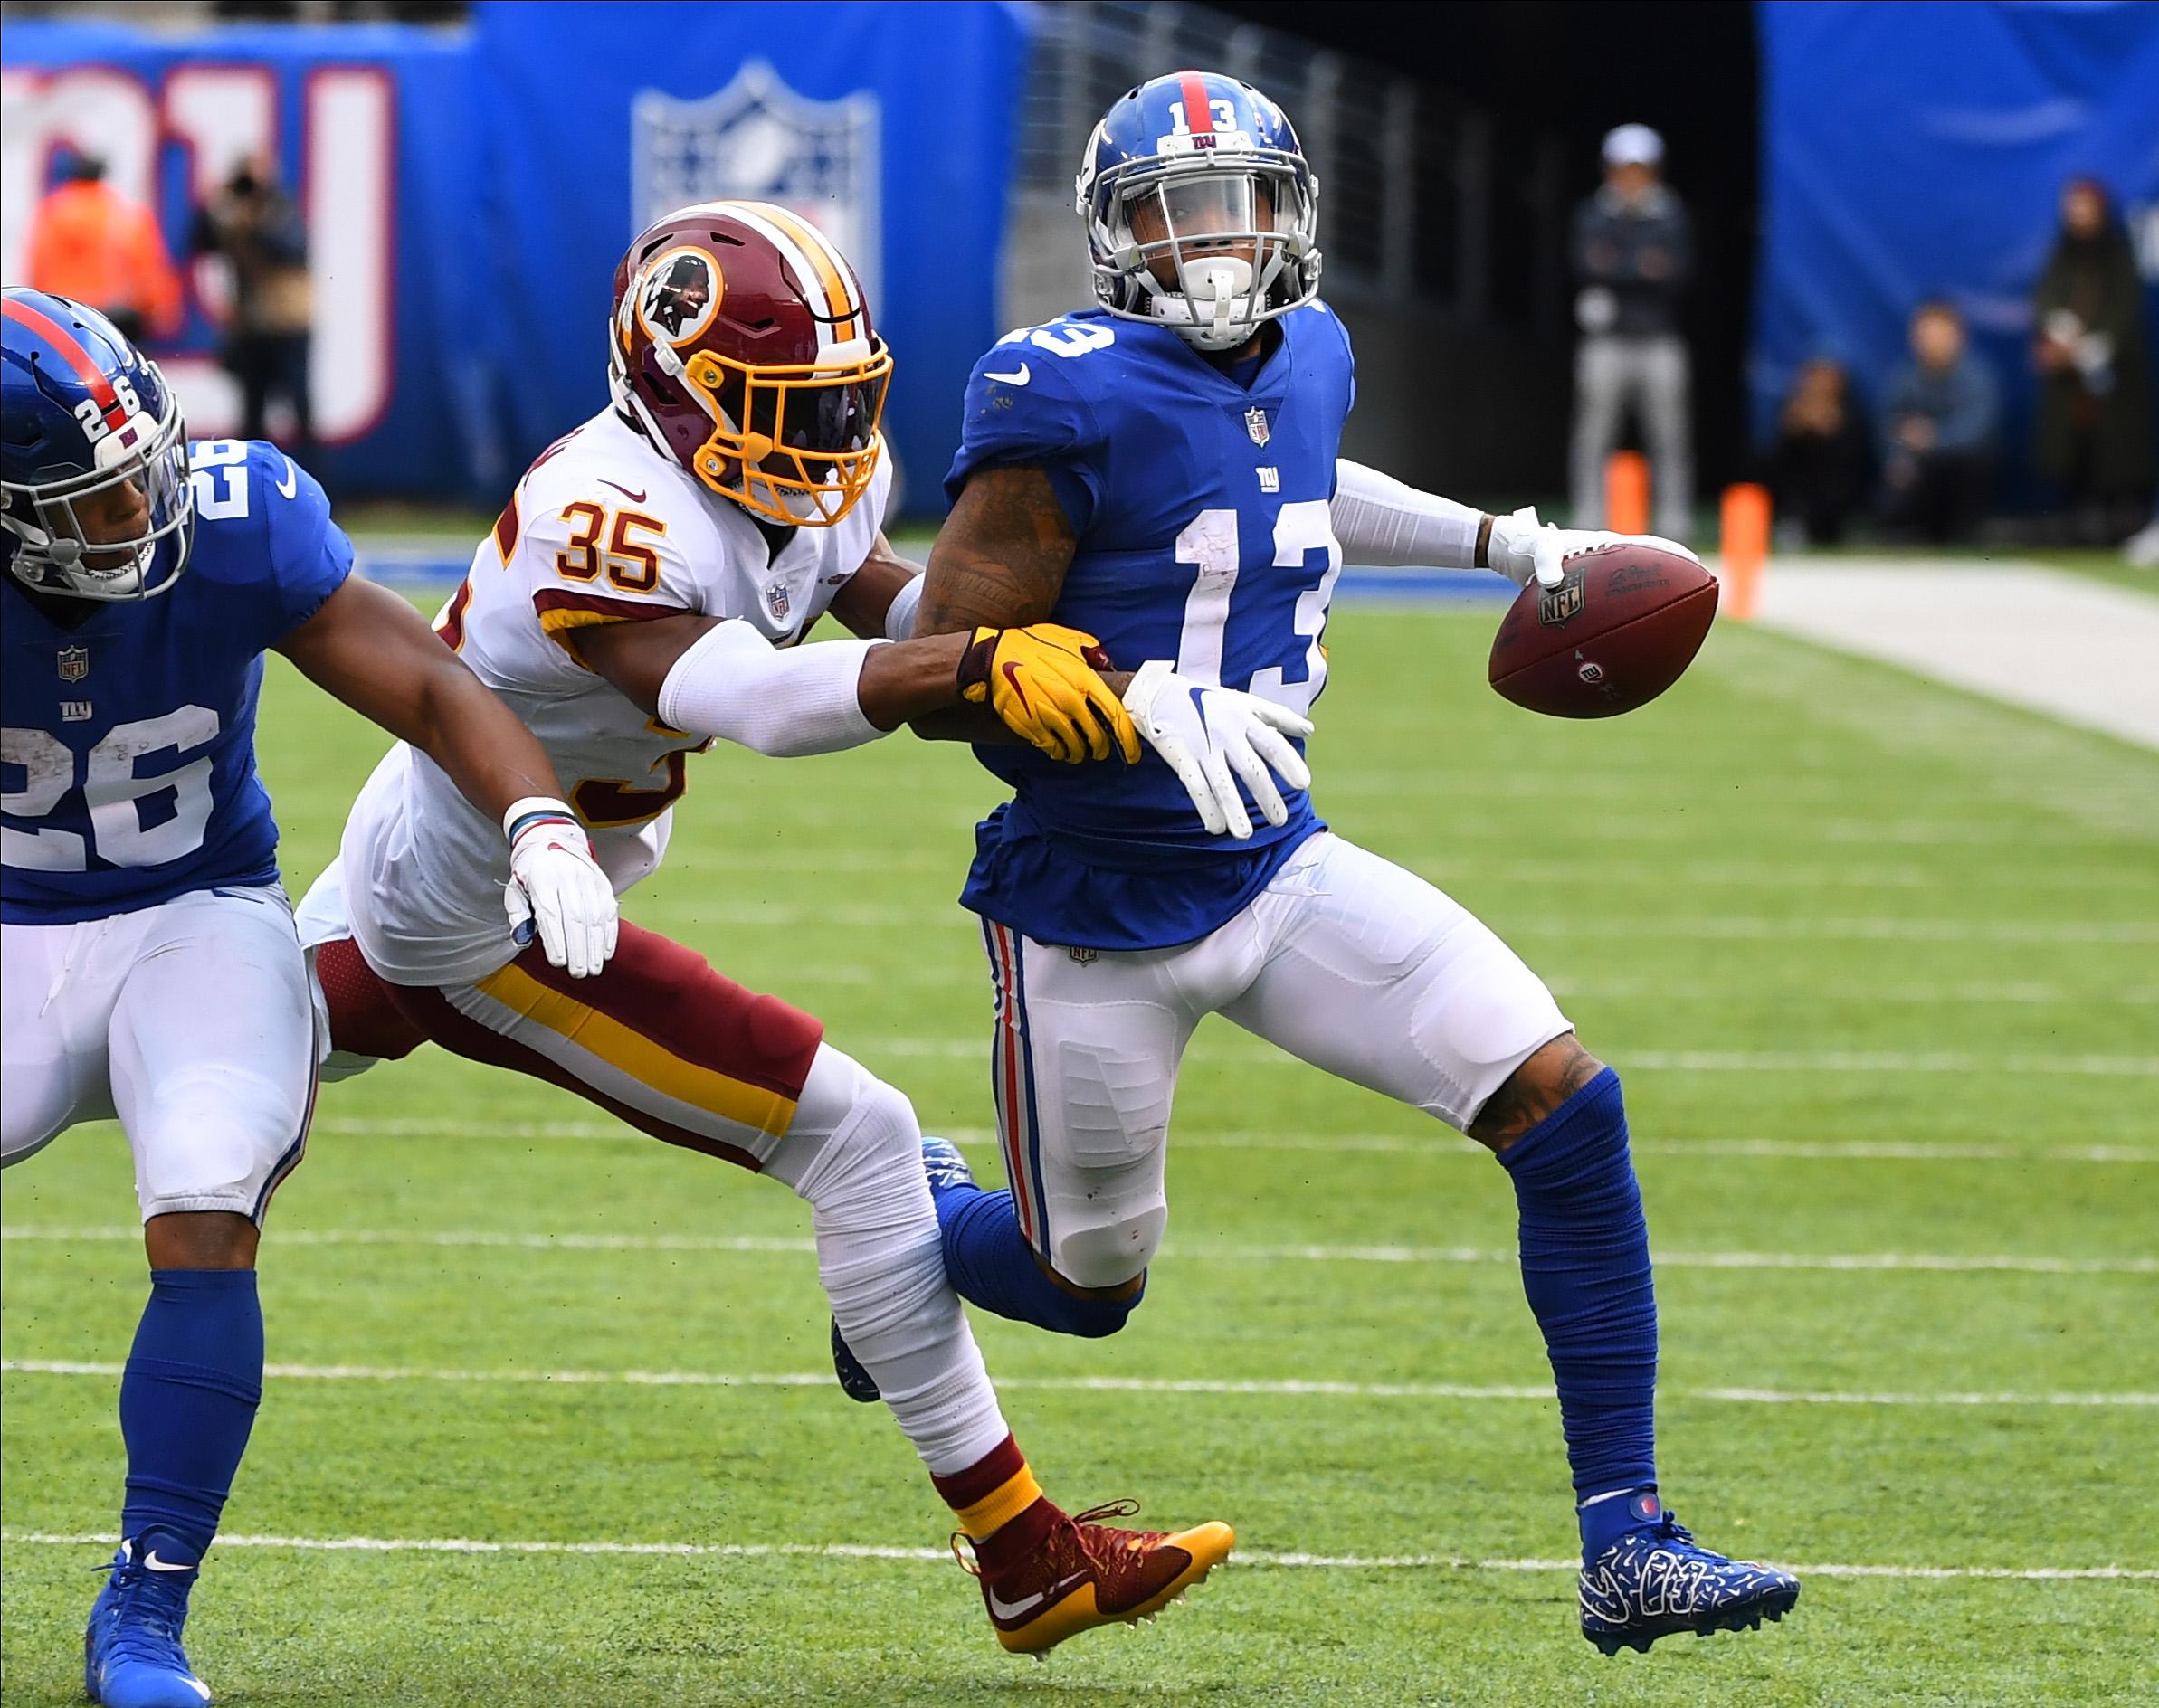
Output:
[1245, 406, 1270, 447]
[57, 645, 90, 682]
[61, 699, 93, 722]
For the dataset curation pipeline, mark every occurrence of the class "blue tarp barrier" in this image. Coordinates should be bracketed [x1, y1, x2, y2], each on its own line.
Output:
[1753, 1, 2159, 496]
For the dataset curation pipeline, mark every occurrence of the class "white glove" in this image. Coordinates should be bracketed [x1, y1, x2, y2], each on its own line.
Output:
[1122, 659, 1314, 840]
[502, 797, 619, 979]
[1485, 505, 1701, 590]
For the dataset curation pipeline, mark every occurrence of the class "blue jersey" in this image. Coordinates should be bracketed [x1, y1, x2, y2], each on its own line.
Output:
[2, 441, 351, 925]
[945, 305, 1353, 951]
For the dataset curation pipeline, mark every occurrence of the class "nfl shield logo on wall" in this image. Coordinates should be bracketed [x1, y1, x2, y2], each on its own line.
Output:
[632, 60, 882, 305]
[57, 645, 89, 682]
[1245, 406, 1270, 447]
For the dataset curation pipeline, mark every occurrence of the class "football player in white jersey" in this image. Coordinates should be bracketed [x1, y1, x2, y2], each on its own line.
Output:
[297, 202, 1268, 1655]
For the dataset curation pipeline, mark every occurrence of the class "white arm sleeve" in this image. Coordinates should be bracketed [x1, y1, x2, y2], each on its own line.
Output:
[1330, 459, 1486, 570]
[882, 569, 925, 640]
[657, 620, 886, 758]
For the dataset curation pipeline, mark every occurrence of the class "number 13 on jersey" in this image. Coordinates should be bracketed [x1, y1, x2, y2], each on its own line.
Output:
[1172, 498, 1341, 716]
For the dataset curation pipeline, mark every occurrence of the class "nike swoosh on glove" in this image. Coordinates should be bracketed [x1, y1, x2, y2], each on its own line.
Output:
[1122, 659, 1314, 840]
[1485, 505, 1702, 589]
[503, 797, 620, 979]
[957, 623, 1142, 765]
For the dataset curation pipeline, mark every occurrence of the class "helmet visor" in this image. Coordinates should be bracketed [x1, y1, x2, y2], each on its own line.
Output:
[681, 340, 894, 527]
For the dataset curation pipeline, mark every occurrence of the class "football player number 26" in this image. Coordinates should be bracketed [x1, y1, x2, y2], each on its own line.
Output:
[2, 708, 219, 871]
[1173, 500, 1342, 716]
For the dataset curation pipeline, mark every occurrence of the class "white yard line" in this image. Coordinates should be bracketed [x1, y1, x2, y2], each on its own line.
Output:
[3, 1529, 2151, 1581]
[301, 1116, 2158, 1165]
[651, 904, 2159, 943]
[865, 1037, 2159, 1076]
[5, 1226, 2149, 1274]
[7, 1361, 2151, 1409]
[1748, 563, 2159, 753]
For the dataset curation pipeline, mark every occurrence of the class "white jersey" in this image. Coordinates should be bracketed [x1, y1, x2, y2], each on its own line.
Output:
[300, 408, 892, 984]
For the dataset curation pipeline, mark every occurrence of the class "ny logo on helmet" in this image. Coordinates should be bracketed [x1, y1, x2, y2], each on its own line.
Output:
[631, 61, 882, 306]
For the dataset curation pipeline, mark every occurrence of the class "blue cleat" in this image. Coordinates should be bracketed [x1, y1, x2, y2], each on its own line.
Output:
[1578, 1509, 1800, 1655]
[918, 1134, 976, 1195]
[84, 1536, 214, 1705]
[832, 1137, 976, 1403]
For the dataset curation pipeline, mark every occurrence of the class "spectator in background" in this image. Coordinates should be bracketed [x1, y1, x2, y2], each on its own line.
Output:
[1878, 300, 1998, 546]
[1767, 356, 1871, 546]
[1569, 123, 1694, 539]
[25, 154, 183, 345]
[2031, 176, 2154, 544]
[190, 155, 313, 459]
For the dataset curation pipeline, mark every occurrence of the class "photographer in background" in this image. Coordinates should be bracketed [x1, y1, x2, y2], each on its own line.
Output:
[1878, 299, 1999, 546]
[1568, 123, 1695, 539]
[2031, 176, 2154, 546]
[191, 155, 315, 460]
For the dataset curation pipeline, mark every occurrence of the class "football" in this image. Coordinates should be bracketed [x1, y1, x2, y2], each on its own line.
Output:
[1487, 543, 1720, 717]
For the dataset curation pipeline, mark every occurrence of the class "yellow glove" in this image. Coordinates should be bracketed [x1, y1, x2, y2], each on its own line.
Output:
[956, 623, 1141, 764]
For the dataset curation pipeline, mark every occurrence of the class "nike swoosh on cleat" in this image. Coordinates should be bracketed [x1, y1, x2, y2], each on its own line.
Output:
[984, 365, 1031, 386]
[986, 1570, 1086, 1621]
[276, 457, 299, 499]
[141, 1550, 193, 1572]
[599, 479, 648, 502]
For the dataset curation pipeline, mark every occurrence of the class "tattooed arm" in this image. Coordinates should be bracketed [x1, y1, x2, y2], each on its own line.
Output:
[909, 464, 1131, 742]
[915, 465, 1080, 633]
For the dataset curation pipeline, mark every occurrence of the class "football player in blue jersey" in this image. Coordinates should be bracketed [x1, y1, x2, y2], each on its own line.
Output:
[1, 289, 618, 1708]
[834, 73, 1800, 1653]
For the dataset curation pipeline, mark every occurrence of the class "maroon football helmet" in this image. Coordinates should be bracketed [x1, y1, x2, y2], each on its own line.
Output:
[608, 200, 891, 527]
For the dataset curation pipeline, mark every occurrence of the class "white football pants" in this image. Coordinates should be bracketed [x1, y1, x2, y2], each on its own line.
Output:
[980, 831, 1570, 1289]
[1, 884, 317, 1222]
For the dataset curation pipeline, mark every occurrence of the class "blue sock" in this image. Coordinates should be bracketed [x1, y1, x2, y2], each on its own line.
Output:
[119, 1268, 264, 1563]
[1497, 1068, 1660, 1562]
[934, 1181, 1139, 1339]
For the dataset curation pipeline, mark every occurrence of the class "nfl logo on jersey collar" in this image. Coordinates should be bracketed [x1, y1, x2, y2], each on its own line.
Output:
[57, 644, 90, 681]
[1245, 406, 1270, 447]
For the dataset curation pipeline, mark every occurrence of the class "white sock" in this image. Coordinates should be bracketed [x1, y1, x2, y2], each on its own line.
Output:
[764, 1046, 1011, 1475]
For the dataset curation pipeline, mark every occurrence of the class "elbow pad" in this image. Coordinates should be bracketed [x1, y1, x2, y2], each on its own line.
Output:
[657, 620, 885, 758]
[1331, 459, 1484, 570]
[882, 571, 925, 640]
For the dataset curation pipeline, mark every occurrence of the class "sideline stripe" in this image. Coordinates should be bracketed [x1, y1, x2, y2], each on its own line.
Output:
[4, 1226, 2150, 1274]
[299, 1116, 2159, 1166]
[8, 1361, 2153, 1409]
[3, 1530, 2152, 1581]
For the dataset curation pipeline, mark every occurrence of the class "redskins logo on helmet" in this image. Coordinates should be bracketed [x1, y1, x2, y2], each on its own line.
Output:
[608, 202, 891, 527]
[636, 248, 722, 345]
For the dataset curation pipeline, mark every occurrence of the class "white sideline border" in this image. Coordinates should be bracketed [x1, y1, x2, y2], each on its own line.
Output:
[5, 1226, 2152, 1275]
[8, 1360, 2154, 1409]
[4, 1529, 2153, 1582]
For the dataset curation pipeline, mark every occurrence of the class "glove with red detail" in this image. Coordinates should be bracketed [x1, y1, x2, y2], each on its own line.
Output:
[502, 797, 619, 979]
[957, 623, 1142, 765]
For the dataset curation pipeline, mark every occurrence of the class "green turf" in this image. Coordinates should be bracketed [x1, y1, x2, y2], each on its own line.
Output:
[5, 607, 2156, 1705]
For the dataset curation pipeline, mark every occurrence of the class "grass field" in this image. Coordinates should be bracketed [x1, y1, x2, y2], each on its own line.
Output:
[4, 599, 2155, 1706]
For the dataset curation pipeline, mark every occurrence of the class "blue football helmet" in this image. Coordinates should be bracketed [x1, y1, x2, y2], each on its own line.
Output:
[1076, 71, 1321, 351]
[1, 288, 194, 600]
